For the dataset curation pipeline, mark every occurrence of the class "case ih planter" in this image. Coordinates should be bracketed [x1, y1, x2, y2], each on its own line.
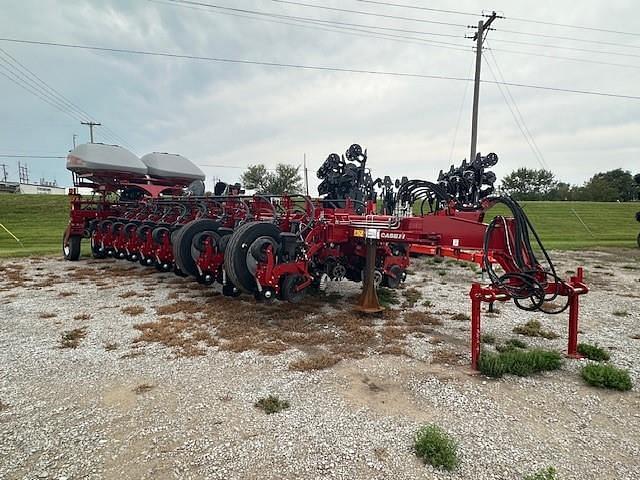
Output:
[62, 143, 589, 369]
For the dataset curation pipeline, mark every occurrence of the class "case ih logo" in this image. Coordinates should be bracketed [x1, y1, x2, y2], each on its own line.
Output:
[380, 232, 406, 240]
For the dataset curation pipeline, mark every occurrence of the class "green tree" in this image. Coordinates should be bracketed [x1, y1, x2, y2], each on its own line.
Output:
[266, 164, 302, 195]
[501, 168, 557, 200]
[240, 163, 302, 195]
[582, 169, 636, 201]
[240, 164, 271, 192]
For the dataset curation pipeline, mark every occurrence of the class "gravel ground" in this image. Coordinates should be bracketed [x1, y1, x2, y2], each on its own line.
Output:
[1, 249, 639, 480]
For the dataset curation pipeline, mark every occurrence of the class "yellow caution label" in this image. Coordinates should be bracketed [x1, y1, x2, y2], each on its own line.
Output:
[353, 228, 365, 238]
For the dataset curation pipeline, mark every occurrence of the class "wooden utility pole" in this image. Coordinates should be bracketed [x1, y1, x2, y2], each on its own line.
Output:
[81, 121, 101, 143]
[469, 12, 499, 163]
[303, 153, 309, 196]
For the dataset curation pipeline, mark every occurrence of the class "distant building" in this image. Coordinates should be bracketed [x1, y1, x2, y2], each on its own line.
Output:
[0, 181, 20, 194]
[17, 183, 67, 195]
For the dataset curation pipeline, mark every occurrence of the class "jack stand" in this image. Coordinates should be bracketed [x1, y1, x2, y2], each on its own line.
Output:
[355, 238, 384, 313]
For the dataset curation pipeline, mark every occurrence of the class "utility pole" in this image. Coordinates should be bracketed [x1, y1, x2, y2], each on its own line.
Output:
[468, 11, 500, 163]
[0, 164, 7, 183]
[72, 133, 78, 148]
[81, 121, 101, 143]
[303, 153, 309, 196]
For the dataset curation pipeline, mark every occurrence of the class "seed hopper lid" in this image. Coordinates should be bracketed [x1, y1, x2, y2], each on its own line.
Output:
[140, 152, 205, 182]
[66, 143, 148, 176]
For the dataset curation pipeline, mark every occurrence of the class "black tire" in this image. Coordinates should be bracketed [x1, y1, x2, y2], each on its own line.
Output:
[172, 219, 220, 277]
[637, 232, 640, 248]
[218, 234, 232, 253]
[63, 233, 81, 261]
[99, 220, 113, 233]
[193, 230, 221, 253]
[124, 223, 138, 239]
[152, 226, 170, 245]
[137, 224, 153, 242]
[383, 265, 404, 289]
[280, 274, 306, 304]
[111, 222, 125, 235]
[224, 222, 281, 294]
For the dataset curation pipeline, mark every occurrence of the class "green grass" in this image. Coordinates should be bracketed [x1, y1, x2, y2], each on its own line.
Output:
[577, 343, 610, 362]
[486, 201, 639, 249]
[1, 195, 639, 257]
[581, 363, 632, 391]
[255, 395, 290, 414]
[478, 349, 563, 378]
[524, 466, 559, 480]
[0, 193, 72, 258]
[414, 424, 459, 471]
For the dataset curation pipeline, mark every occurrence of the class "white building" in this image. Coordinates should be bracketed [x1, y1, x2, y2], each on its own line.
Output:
[18, 183, 67, 195]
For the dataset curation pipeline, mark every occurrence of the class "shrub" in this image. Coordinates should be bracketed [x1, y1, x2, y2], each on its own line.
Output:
[255, 395, 290, 414]
[513, 320, 558, 339]
[577, 343, 610, 362]
[581, 364, 632, 391]
[496, 338, 528, 353]
[524, 466, 559, 480]
[414, 424, 458, 471]
[481, 333, 496, 344]
[377, 288, 399, 307]
[479, 349, 562, 378]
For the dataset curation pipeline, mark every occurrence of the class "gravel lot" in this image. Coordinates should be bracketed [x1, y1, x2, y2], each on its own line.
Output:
[1, 249, 639, 480]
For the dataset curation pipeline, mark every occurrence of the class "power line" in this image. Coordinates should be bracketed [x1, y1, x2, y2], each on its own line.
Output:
[490, 37, 640, 59]
[486, 46, 640, 70]
[156, 0, 470, 52]
[0, 47, 134, 149]
[505, 15, 640, 38]
[1, 37, 639, 100]
[159, 1, 640, 70]
[357, 0, 640, 44]
[483, 51, 548, 171]
[270, 0, 467, 28]
[495, 29, 640, 50]
[351, 0, 477, 18]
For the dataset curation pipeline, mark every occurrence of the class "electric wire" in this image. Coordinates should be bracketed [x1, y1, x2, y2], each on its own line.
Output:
[485, 42, 548, 170]
[156, 0, 470, 51]
[2, 37, 638, 100]
[157, 1, 640, 70]
[448, 56, 474, 163]
[269, 0, 468, 28]
[482, 55, 547, 171]
[348, 0, 640, 45]
[0, 48, 134, 149]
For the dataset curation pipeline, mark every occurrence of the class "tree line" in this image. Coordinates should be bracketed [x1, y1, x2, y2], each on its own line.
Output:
[239, 162, 640, 202]
[501, 168, 640, 202]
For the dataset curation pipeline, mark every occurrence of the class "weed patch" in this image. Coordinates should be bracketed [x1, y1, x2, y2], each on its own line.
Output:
[133, 383, 154, 394]
[73, 313, 91, 321]
[414, 424, 458, 471]
[577, 343, 610, 362]
[513, 320, 558, 339]
[59, 327, 88, 349]
[255, 394, 290, 414]
[377, 288, 399, 307]
[121, 306, 145, 316]
[479, 349, 562, 378]
[289, 353, 340, 371]
[481, 333, 496, 344]
[402, 287, 422, 308]
[451, 313, 470, 321]
[612, 310, 629, 317]
[581, 363, 632, 391]
[524, 466, 559, 480]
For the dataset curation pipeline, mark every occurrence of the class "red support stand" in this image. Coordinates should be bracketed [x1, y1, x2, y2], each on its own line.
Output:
[567, 266, 585, 359]
[467, 266, 588, 371]
[470, 283, 482, 370]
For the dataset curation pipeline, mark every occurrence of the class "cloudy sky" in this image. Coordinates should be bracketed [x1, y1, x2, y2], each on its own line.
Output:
[0, 0, 638, 192]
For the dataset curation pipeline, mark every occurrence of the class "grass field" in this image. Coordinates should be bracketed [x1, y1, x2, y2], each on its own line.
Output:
[0, 194, 638, 258]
